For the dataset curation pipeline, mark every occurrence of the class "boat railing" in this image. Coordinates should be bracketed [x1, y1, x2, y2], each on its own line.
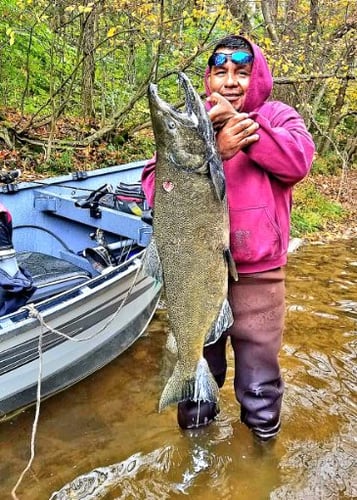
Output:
[33, 188, 152, 247]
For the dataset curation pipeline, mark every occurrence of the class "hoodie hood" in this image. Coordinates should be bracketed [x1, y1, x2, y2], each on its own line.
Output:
[204, 35, 273, 113]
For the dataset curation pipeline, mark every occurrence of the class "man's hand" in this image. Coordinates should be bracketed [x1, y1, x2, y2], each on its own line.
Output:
[207, 93, 259, 160]
[207, 92, 238, 129]
[215, 114, 260, 160]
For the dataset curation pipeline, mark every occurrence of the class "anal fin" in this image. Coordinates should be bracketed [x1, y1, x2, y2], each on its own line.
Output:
[204, 298, 233, 346]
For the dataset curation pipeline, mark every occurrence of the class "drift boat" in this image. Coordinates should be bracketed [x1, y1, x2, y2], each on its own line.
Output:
[0, 161, 161, 420]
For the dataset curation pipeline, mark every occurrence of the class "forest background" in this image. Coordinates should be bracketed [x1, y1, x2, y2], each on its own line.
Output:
[0, 0, 356, 238]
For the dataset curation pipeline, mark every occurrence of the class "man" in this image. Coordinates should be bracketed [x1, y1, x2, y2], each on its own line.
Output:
[142, 35, 315, 440]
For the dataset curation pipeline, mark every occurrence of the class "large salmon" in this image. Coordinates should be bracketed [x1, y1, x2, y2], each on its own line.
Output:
[145, 72, 237, 412]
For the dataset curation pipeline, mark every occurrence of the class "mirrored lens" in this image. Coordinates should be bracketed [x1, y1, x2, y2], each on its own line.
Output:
[208, 51, 253, 67]
[214, 53, 227, 66]
[231, 52, 253, 64]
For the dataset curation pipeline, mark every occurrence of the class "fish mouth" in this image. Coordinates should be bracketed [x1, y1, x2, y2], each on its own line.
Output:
[148, 72, 225, 199]
[177, 72, 198, 120]
[148, 72, 212, 134]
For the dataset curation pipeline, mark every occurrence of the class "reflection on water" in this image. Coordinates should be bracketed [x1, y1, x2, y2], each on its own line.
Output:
[49, 446, 175, 499]
[0, 239, 356, 499]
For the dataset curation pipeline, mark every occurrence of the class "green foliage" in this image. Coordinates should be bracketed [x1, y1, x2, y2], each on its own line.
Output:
[36, 150, 75, 175]
[107, 133, 155, 164]
[0, 0, 354, 181]
[0, 1, 50, 110]
[312, 152, 342, 175]
[291, 181, 345, 236]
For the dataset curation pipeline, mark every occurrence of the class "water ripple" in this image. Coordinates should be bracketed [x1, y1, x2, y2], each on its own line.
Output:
[50, 446, 174, 499]
[271, 431, 357, 499]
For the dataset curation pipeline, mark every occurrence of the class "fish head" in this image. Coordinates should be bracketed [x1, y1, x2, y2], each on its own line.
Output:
[148, 72, 217, 175]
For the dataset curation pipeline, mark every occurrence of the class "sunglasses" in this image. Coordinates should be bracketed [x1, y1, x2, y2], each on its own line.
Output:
[208, 51, 253, 67]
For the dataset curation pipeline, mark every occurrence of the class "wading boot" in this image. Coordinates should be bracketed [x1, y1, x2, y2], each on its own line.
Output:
[177, 400, 219, 429]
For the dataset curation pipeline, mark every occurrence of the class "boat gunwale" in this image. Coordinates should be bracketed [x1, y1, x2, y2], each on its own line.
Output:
[3, 161, 147, 194]
[0, 249, 147, 337]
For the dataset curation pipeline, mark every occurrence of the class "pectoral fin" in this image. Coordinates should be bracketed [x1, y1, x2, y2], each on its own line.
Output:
[204, 298, 233, 346]
[142, 238, 163, 282]
[209, 157, 225, 201]
[224, 248, 238, 281]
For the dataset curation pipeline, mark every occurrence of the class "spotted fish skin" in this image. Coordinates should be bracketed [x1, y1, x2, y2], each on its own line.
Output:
[145, 72, 236, 412]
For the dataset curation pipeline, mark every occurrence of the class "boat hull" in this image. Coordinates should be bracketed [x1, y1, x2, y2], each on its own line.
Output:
[0, 162, 161, 420]
[0, 256, 161, 419]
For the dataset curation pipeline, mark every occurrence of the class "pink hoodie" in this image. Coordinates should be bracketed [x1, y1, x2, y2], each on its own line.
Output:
[142, 36, 315, 274]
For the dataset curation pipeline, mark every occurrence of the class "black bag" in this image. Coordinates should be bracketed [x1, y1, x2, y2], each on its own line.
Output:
[0, 203, 36, 315]
[0, 266, 36, 315]
[100, 182, 147, 216]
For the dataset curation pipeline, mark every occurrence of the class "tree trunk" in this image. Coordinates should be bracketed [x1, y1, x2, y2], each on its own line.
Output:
[80, 1, 100, 119]
[284, 0, 298, 32]
[261, 0, 279, 42]
[225, 0, 255, 33]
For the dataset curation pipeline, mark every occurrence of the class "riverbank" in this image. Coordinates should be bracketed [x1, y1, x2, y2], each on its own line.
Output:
[2, 149, 355, 243]
[302, 171, 357, 243]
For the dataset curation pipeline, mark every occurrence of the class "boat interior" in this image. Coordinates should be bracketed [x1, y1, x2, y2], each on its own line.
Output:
[16, 251, 92, 303]
[0, 165, 152, 308]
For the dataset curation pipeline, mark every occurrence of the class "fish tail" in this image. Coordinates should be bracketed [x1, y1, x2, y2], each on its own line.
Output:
[158, 357, 219, 412]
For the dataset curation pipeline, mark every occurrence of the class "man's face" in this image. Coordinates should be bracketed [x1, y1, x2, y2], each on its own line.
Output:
[207, 48, 252, 111]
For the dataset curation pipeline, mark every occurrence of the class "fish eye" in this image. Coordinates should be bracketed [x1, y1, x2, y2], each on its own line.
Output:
[168, 121, 176, 129]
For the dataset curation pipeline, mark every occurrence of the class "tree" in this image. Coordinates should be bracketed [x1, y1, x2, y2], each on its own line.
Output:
[0, 0, 355, 172]
[80, 1, 101, 118]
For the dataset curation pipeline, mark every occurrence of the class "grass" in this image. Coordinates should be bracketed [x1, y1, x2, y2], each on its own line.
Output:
[291, 181, 345, 237]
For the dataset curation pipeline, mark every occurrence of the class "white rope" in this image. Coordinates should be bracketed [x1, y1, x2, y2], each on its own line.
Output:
[10, 256, 145, 498]
[11, 316, 44, 500]
[28, 258, 143, 343]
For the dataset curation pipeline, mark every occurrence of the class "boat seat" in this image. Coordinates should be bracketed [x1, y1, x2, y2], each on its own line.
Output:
[16, 252, 92, 302]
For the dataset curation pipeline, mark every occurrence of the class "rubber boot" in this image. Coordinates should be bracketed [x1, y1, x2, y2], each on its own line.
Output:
[177, 400, 219, 429]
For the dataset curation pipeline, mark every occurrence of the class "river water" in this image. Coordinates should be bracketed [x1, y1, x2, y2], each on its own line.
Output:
[0, 239, 356, 499]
